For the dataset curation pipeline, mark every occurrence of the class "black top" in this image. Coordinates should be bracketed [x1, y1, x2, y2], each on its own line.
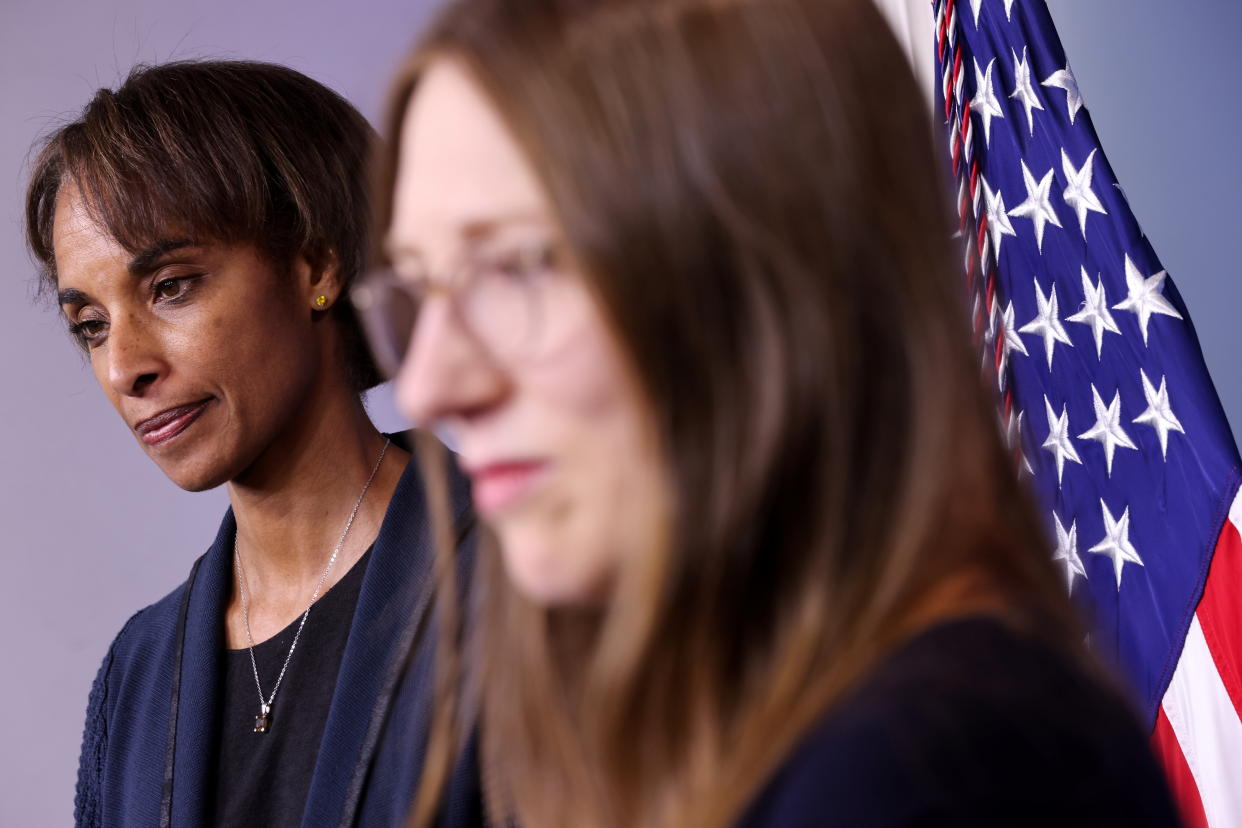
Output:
[212, 548, 372, 827]
[739, 617, 1181, 828]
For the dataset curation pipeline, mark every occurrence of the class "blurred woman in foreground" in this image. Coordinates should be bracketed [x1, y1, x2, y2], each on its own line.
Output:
[359, 0, 1181, 824]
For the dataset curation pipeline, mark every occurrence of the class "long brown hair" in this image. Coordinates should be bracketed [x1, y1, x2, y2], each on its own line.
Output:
[379, 1, 1079, 825]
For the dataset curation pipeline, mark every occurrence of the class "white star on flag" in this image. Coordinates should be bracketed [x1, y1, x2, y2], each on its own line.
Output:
[982, 176, 1018, 263]
[1008, 160, 1062, 253]
[1089, 500, 1144, 589]
[1112, 255, 1183, 345]
[1061, 148, 1107, 237]
[1019, 278, 1072, 369]
[1077, 385, 1138, 476]
[971, 58, 1005, 149]
[1133, 370, 1186, 459]
[968, 57, 1008, 149]
[1000, 300, 1029, 370]
[1003, 0, 1015, 21]
[1067, 267, 1121, 358]
[1042, 63, 1084, 124]
[1009, 47, 1045, 136]
[969, 0, 985, 26]
[1041, 396, 1082, 485]
[1052, 513, 1087, 592]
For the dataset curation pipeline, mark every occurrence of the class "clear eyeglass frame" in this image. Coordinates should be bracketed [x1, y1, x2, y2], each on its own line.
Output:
[350, 242, 562, 380]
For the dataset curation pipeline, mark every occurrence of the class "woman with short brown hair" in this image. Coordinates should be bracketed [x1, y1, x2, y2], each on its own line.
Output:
[27, 60, 479, 828]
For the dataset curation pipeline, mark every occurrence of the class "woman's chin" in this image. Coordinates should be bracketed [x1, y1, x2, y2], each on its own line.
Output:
[147, 442, 239, 492]
[500, 529, 611, 608]
[158, 460, 232, 493]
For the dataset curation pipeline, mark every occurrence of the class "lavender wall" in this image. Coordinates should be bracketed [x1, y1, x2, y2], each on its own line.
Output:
[0, 0, 1238, 824]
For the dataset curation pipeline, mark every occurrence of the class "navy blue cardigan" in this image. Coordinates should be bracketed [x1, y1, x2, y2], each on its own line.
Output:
[73, 442, 481, 827]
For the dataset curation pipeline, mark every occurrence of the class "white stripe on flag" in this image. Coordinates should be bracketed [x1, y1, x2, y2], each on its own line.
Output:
[1162, 608, 1242, 827]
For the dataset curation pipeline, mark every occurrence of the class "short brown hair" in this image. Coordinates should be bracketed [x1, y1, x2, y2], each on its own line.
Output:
[25, 59, 382, 390]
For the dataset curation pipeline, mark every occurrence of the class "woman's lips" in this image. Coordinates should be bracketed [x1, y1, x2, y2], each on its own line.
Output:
[137, 399, 212, 447]
[468, 460, 549, 515]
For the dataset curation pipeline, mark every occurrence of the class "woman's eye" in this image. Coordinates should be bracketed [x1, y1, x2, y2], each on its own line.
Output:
[71, 319, 106, 346]
[154, 278, 189, 300]
[493, 245, 557, 281]
[495, 261, 527, 280]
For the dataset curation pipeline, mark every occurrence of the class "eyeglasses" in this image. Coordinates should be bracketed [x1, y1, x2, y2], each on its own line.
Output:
[351, 241, 565, 380]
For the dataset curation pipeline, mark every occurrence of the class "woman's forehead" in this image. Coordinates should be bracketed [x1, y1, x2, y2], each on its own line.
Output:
[51, 185, 132, 275]
[52, 181, 204, 270]
[391, 59, 549, 253]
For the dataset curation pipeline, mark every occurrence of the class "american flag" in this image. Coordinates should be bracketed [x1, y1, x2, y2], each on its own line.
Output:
[931, 1, 1242, 825]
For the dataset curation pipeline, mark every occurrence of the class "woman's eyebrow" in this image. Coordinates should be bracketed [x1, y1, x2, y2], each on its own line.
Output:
[459, 211, 548, 243]
[127, 238, 197, 276]
[57, 238, 200, 310]
[386, 212, 551, 267]
[57, 287, 89, 309]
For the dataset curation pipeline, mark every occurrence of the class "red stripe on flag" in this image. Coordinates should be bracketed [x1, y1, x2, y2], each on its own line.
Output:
[1195, 511, 1242, 724]
[1152, 707, 1209, 828]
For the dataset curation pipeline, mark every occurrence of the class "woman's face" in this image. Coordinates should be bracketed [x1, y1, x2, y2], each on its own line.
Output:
[52, 188, 328, 491]
[390, 59, 666, 606]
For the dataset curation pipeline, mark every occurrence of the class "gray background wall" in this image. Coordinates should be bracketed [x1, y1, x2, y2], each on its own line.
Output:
[0, 0, 1237, 823]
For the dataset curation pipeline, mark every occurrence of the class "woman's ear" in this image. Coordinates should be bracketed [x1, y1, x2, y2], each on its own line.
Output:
[295, 249, 344, 311]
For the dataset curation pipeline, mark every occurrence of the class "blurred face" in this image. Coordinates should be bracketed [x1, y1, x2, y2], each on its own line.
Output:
[52, 187, 326, 491]
[389, 59, 666, 606]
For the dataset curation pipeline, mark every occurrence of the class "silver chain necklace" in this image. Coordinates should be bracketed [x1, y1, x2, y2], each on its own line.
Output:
[232, 438, 391, 733]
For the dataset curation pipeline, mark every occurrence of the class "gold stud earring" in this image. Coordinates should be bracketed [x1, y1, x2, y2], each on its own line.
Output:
[315, 295, 328, 308]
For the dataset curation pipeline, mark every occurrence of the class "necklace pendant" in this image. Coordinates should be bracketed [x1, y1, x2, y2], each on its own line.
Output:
[254, 704, 272, 733]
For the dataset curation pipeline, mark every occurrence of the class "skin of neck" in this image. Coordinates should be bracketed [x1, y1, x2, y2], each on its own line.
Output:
[225, 360, 411, 646]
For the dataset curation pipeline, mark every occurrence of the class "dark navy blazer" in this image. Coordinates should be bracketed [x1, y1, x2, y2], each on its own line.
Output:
[73, 438, 482, 827]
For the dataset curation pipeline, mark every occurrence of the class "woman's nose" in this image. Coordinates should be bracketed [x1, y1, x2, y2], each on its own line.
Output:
[395, 296, 508, 427]
[105, 314, 166, 398]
